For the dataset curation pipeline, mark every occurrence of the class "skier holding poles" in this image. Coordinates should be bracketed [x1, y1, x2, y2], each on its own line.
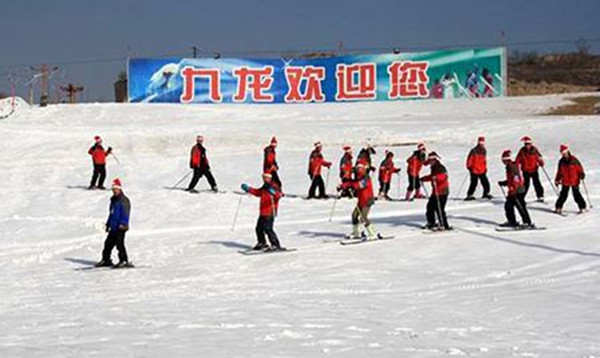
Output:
[241, 172, 284, 251]
[307, 141, 332, 199]
[405, 142, 427, 201]
[420, 152, 451, 231]
[264, 136, 282, 189]
[378, 150, 401, 200]
[554, 145, 587, 214]
[516, 136, 546, 202]
[465, 136, 492, 200]
[498, 150, 534, 228]
[87, 135, 112, 190]
[187, 135, 218, 193]
[337, 163, 380, 240]
[339, 145, 354, 198]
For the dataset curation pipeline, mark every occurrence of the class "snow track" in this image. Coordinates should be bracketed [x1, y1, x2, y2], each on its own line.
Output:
[1, 94, 599, 357]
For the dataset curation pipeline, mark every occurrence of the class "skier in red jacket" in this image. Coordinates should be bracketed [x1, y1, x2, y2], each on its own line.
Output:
[88, 136, 112, 189]
[338, 163, 380, 240]
[356, 145, 376, 174]
[339, 145, 354, 198]
[554, 145, 587, 214]
[465, 136, 492, 200]
[263, 136, 282, 189]
[516, 136, 545, 202]
[307, 142, 332, 199]
[187, 135, 218, 193]
[378, 151, 401, 200]
[421, 152, 451, 230]
[406, 142, 427, 200]
[241, 173, 284, 251]
[498, 150, 533, 228]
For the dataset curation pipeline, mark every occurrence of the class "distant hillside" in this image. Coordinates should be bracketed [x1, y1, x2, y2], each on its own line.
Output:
[509, 53, 600, 96]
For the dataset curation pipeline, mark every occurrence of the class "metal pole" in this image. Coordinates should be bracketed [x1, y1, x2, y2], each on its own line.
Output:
[231, 195, 244, 231]
[455, 172, 469, 199]
[170, 170, 193, 190]
[541, 166, 559, 197]
[582, 179, 593, 209]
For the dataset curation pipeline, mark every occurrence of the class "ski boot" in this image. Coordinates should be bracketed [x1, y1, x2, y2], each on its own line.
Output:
[113, 261, 134, 269]
[253, 242, 269, 251]
[365, 225, 378, 241]
[482, 193, 493, 200]
[94, 259, 113, 267]
[499, 221, 519, 228]
[211, 186, 219, 193]
[537, 197, 545, 203]
[346, 224, 362, 240]
[464, 195, 476, 201]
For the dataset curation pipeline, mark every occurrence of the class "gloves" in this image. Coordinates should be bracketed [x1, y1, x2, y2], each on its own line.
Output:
[105, 225, 109, 233]
[555, 180, 560, 187]
[241, 183, 249, 193]
[118, 224, 128, 231]
[336, 184, 343, 192]
[106, 147, 112, 154]
[580, 172, 586, 180]
[539, 159, 545, 167]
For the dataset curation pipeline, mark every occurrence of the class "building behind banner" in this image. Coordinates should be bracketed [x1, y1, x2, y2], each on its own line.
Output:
[128, 48, 506, 104]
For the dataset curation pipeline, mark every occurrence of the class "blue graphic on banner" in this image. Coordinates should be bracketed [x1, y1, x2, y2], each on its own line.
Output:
[128, 48, 505, 104]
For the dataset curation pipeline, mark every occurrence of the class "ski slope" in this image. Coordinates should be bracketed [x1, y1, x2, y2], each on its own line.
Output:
[1, 94, 599, 357]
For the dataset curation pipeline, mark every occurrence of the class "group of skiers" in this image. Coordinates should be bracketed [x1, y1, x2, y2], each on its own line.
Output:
[87, 132, 589, 262]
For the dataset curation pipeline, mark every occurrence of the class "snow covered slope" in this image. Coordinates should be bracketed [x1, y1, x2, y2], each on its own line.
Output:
[1, 94, 599, 357]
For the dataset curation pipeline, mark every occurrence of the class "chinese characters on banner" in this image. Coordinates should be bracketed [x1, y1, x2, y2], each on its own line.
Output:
[128, 48, 506, 103]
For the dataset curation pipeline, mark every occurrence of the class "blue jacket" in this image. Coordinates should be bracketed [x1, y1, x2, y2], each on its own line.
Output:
[106, 194, 131, 232]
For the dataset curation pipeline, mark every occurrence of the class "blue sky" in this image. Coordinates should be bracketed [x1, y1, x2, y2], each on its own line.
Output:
[0, 0, 598, 101]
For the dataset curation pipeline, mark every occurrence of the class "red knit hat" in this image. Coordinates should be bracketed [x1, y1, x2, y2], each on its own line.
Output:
[270, 136, 278, 145]
[343, 145, 352, 152]
[478, 136, 485, 143]
[417, 142, 426, 150]
[501, 149, 512, 160]
[314, 141, 322, 148]
[111, 178, 122, 189]
[428, 151, 440, 160]
[560, 144, 569, 154]
[94, 136, 102, 143]
[521, 136, 532, 144]
[197, 135, 204, 141]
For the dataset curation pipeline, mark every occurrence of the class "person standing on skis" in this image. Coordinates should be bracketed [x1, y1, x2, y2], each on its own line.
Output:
[263, 136, 282, 189]
[378, 151, 401, 200]
[406, 142, 427, 201]
[95, 178, 132, 268]
[421, 152, 451, 230]
[338, 163, 380, 240]
[554, 145, 587, 214]
[465, 136, 492, 200]
[307, 141, 332, 199]
[498, 150, 534, 228]
[339, 145, 354, 198]
[516, 136, 545, 202]
[241, 173, 284, 251]
[187, 135, 218, 193]
[88, 135, 112, 190]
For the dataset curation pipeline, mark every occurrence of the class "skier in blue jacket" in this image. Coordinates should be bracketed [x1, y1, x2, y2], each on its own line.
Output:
[95, 178, 132, 268]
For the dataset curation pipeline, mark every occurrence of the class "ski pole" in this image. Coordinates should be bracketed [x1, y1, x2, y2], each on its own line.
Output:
[325, 167, 331, 193]
[431, 180, 446, 230]
[328, 195, 338, 222]
[455, 172, 469, 199]
[231, 194, 244, 231]
[420, 179, 430, 199]
[582, 179, 593, 209]
[170, 170, 193, 190]
[397, 173, 401, 199]
[541, 166, 559, 197]
[110, 152, 121, 166]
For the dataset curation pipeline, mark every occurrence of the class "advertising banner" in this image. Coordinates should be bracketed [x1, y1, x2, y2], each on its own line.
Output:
[128, 47, 506, 104]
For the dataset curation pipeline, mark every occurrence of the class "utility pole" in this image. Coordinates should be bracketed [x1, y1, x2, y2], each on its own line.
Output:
[30, 65, 58, 106]
[192, 46, 198, 58]
[60, 84, 84, 104]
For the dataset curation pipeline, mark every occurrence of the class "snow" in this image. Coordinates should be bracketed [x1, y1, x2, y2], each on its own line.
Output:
[1, 94, 599, 357]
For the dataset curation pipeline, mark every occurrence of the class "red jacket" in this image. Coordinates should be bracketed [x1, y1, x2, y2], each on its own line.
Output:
[248, 184, 283, 217]
[339, 153, 353, 180]
[88, 144, 111, 165]
[466, 145, 487, 175]
[407, 150, 426, 177]
[263, 146, 278, 173]
[516, 146, 544, 173]
[500, 161, 525, 196]
[378, 157, 401, 183]
[555, 155, 585, 187]
[190, 144, 209, 169]
[421, 161, 449, 196]
[308, 150, 331, 176]
[341, 175, 374, 208]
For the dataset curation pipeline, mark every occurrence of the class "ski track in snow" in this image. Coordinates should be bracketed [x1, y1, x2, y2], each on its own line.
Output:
[1, 94, 600, 357]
